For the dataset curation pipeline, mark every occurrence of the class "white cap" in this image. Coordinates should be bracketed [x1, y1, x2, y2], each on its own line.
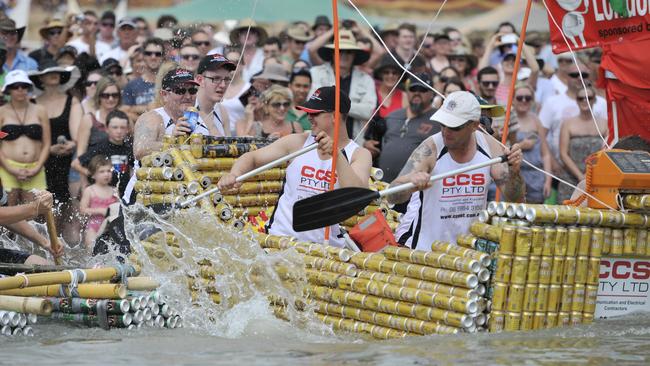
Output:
[517, 67, 532, 80]
[2, 70, 33, 93]
[431, 91, 480, 128]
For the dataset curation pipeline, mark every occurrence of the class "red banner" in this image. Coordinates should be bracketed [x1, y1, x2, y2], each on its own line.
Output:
[546, 0, 650, 54]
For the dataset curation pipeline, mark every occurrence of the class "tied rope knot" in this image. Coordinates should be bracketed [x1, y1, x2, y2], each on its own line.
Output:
[60, 269, 86, 298]
[16, 273, 29, 288]
[114, 264, 133, 285]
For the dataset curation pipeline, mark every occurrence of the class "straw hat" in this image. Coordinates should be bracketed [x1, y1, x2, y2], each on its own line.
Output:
[287, 24, 314, 42]
[28, 59, 81, 96]
[317, 30, 370, 65]
[229, 18, 268, 46]
[0, 18, 25, 42]
[38, 19, 69, 39]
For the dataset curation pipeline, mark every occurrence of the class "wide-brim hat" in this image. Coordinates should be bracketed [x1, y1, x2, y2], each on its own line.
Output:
[0, 18, 25, 42]
[373, 53, 401, 80]
[39, 18, 69, 39]
[2, 69, 33, 93]
[449, 47, 478, 70]
[229, 18, 268, 46]
[28, 60, 80, 96]
[251, 63, 289, 83]
[287, 24, 314, 42]
[317, 30, 370, 65]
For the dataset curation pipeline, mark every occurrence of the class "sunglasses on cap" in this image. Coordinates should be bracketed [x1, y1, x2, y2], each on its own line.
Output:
[99, 92, 120, 99]
[144, 51, 163, 57]
[481, 81, 498, 88]
[181, 54, 200, 61]
[569, 72, 590, 79]
[8, 83, 32, 91]
[515, 95, 533, 102]
[167, 86, 199, 95]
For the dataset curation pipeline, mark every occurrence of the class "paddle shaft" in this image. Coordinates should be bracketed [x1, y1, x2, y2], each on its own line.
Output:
[45, 210, 62, 265]
[180, 143, 318, 207]
[378, 155, 507, 199]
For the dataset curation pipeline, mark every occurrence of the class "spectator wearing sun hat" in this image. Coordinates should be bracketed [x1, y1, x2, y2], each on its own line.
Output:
[309, 30, 376, 138]
[229, 18, 268, 83]
[280, 24, 313, 66]
[29, 19, 70, 67]
[0, 18, 36, 73]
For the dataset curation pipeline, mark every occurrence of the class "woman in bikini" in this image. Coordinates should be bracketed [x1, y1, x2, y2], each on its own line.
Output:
[0, 70, 51, 205]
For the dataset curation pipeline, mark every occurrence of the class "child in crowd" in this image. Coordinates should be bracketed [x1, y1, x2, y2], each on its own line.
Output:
[79, 155, 118, 250]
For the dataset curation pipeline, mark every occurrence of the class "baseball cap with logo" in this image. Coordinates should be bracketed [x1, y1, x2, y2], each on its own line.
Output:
[117, 17, 137, 29]
[296, 86, 351, 114]
[197, 53, 236, 74]
[162, 68, 199, 90]
[431, 91, 481, 128]
[406, 73, 433, 90]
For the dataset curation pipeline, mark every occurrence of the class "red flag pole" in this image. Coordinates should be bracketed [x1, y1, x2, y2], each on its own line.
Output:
[324, 0, 342, 242]
[496, 0, 532, 202]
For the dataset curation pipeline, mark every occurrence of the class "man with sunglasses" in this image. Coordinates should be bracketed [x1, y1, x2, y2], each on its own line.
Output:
[29, 19, 68, 66]
[538, 60, 607, 178]
[374, 73, 438, 200]
[97, 11, 117, 50]
[123, 38, 165, 119]
[391, 91, 524, 248]
[195, 54, 236, 136]
[100, 17, 138, 65]
[477, 66, 500, 105]
[218, 86, 372, 247]
[191, 29, 212, 57]
[281, 24, 313, 67]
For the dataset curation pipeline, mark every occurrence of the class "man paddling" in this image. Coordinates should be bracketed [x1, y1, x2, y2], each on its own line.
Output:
[392, 91, 525, 248]
[218, 86, 372, 247]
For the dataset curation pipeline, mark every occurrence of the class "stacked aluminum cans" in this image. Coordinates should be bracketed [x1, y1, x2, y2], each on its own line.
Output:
[0, 311, 36, 337]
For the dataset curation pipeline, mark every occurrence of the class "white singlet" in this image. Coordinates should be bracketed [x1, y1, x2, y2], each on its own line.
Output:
[122, 107, 212, 203]
[398, 131, 493, 250]
[267, 134, 359, 247]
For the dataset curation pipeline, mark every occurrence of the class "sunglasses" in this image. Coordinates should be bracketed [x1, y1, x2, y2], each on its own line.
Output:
[144, 51, 163, 57]
[269, 101, 291, 109]
[515, 95, 533, 102]
[409, 86, 429, 93]
[100, 92, 120, 99]
[193, 41, 210, 47]
[9, 83, 32, 91]
[577, 95, 594, 102]
[181, 54, 200, 61]
[203, 75, 232, 85]
[84, 80, 100, 87]
[168, 87, 199, 95]
[47, 28, 63, 37]
[569, 72, 590, 79]
[481, 81, 498, 88]
[101, 22, 115, 28]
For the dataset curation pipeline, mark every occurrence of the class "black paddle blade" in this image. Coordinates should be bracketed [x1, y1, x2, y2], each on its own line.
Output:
[292, 187, 380, 232]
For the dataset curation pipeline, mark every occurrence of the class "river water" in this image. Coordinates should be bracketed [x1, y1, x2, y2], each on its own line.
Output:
[1, 206, 650, 365]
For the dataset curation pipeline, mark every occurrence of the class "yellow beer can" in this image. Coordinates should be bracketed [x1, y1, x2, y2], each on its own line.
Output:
[610, 229, 624, 255]
[587, 257, 601, 285]
[515, 227, 532, 256]
[575, 256, 589, 284]
[578, 227, 592, 256]
[491, 282, 509, 311]
[558, 311, 571, 327]
[582, 313, 594, 325]
[566, 227, 580, 257]
[531, 226, 545, 256]
[583, 285, 598, 313]
[511, 256, 529, 285]
[527, 255, 541, 284]
[590, 228, 604, 257]
[545, 312, 558, 328]
[543, 227, 556, 256]
[624, 228, 637, 255]
[507, 284, 525, 313]
[505, 311, 521, 331]
[521, 311, 534, 331]
[523, 284, 538, 312]
[499, 225, 517, 254]
[494, 254, 513, 283]
[535, 284, 549, 312]
[547, 284, 562, 312]
[533, 311, 546, 330]
[570, 311, 583, 326]
[489, 310, 505, 332]
[571, 284, 585, 312]
[636, 229, 647, 256]
[603, 227, 612, 255]
[560, 284, 574, 312]
[538, 256, 553, 284]
[550, 256, 565, 285]
[562, 256, 576, 285]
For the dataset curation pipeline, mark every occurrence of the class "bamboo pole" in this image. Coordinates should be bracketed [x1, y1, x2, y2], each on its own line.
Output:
[0, 284, 127, 299]
[126, 277, 160, 291]
[0, 263, 77, 275]
[45, 210, 62, 265]
[0, 266, 139, 291]
[0, 295, 52, 315]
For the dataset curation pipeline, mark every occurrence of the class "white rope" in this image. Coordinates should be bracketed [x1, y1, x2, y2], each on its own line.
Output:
[348, 0, 450, 143]
[225, 0, 260, 93]
[541, 0, 610, 149]
[478, 125, 618, 211]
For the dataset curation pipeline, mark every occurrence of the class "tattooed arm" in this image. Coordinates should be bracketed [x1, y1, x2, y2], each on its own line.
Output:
[387, 138, 437, 204]
[133, 111, 164, 160]
[489, 138, 526, 202]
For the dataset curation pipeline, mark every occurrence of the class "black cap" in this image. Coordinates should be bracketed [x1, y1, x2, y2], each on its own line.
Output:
[312, 15, 332, 30]
[101, 10, 116, 21]
[296, 86, 350, 114]
[406, 73, 433, 90]
[101, 58, 121, 72]
[197, 53, 236, 74]
[56, 45, 77, 60]
[434, 33, 451, 42]
[162, 68, 199, 90]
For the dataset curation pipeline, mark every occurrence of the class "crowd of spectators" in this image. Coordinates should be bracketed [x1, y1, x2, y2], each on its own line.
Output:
[0, 7, 613, 255]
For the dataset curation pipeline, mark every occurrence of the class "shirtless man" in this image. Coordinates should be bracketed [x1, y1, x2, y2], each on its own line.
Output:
[218, 86, 372, 247]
